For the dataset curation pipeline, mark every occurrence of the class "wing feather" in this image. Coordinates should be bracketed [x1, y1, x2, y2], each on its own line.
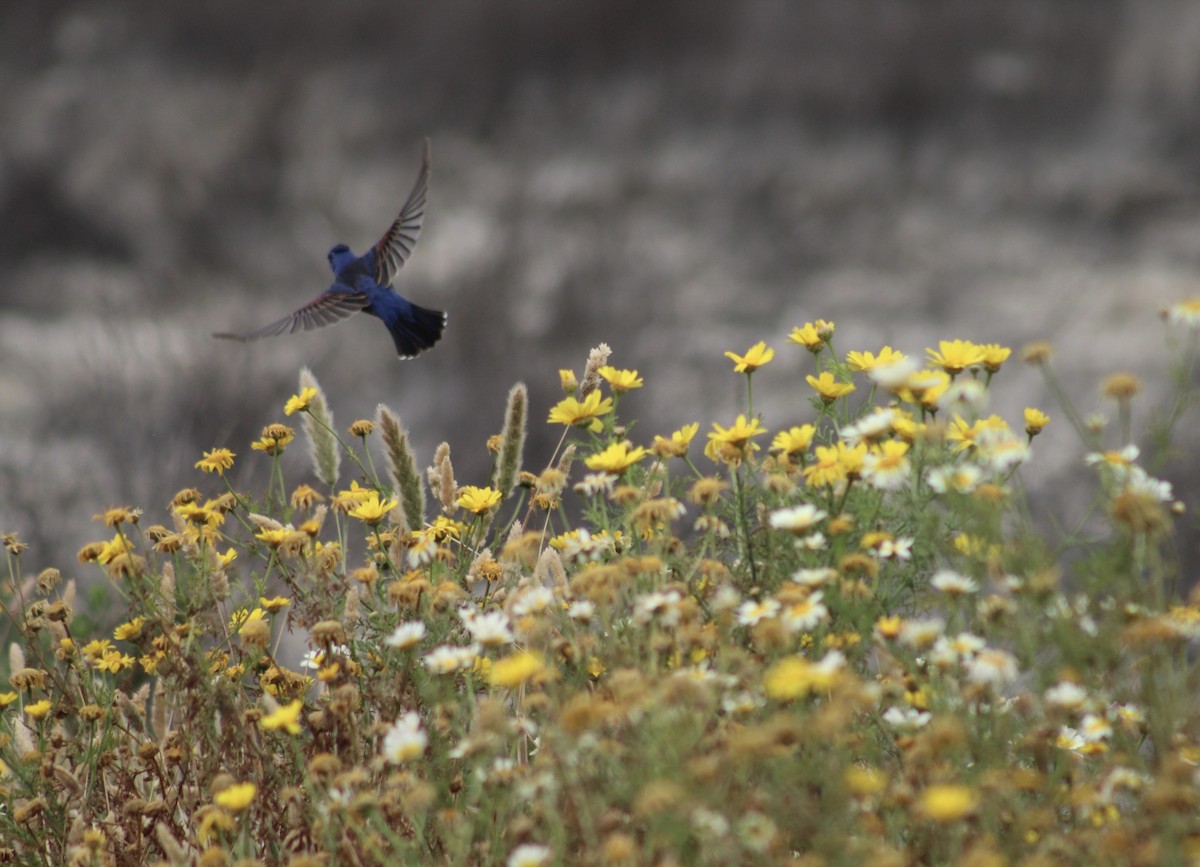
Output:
[213, 291, 369, 341]
[372, 139, 431, 287]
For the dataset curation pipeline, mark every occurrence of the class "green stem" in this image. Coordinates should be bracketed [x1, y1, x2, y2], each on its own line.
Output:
[729, 462, 758, 588]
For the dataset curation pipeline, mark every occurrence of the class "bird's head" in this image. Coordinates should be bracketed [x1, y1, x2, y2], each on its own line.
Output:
[327, 243, 355, 273]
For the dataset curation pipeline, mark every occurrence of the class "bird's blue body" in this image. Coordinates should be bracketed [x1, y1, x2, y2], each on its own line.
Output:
[215, 142, 446, 359]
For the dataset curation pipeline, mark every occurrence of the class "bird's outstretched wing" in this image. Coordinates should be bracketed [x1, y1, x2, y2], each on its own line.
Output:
[371, 139, 431, 288]
[213, 290, 369, 341]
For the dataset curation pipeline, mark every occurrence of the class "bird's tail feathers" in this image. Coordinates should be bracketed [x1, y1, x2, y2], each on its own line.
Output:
[382, 302, 448, 360]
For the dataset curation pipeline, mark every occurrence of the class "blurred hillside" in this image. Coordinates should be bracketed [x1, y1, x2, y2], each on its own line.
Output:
[3, 1, 1200, 570]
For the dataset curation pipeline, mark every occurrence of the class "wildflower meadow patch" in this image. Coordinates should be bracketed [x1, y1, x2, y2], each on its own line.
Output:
[3, 305, 1200, 865]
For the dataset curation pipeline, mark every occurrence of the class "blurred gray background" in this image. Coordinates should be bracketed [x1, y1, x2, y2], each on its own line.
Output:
[4, 1, 1200, 572]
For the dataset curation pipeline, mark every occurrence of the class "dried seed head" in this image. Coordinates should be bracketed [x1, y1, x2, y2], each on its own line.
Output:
[248, 513, 284, 532]
[311, 620, 347, 646]
[299, 368, 340, 487]
[377, 404, 425, 532]
[1102, 372, 1142, 402]
[533, 548, 567, 588]
[343, 585, 361, 626]
[1020, 341, 1054, 365]
[428, 442, 457, 512]
[491, 382, 528, 496]
[557, 443, 577, 478]
[36, 568, 61, 593]
[239, 619, 271, 651]
[578, 343, 613, 397]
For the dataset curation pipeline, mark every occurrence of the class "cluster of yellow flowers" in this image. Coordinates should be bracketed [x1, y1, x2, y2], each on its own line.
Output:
[3, 301, 1200, 864]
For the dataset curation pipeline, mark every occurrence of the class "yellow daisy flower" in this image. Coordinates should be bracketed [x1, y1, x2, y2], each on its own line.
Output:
[585, 441, 648, 474]
[806, 371, 856, 403]
[926, 339, 985, 375]
[652, 423, 699, 458]
[597, 366, 644, 394]
[488, 650, 546, 688]
[195, 448, 236, 475]
[348, 492, 398, 525]
[845, 346, 906, 372]
[457, 485, 503, 514]
[548, 391, 614, 426]
[214, 782, 257, 812]
[283, 387, 318, 416]
[724, 341, 775, 373]
[25, 699, 52, 719]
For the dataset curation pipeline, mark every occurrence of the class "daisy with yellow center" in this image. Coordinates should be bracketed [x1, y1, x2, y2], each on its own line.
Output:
[214, 782, 257, 812]
[845, 346, 907, 372]
[763, 650, 844, 700]
[348, 492, 398, 525]
[456, 485, 503, 514]
[725, 341, 775, 373]
[331, 480, 374, 512]
[806, 371, 856, 403]
[946, 414, 1009, 453]
[92, 506, 137, 527]
[705, 414, 767, 463]
[788, 320, 835, 352]
[771, 424, 815, 456]
[426, 515, 465, 541]
[978, 343, 1012, 374]
[1085, 444, 1139, 471]
[597, 366, 644, 394]
[862, 440, 911, 491]
[175, 500, 226, 528]
[1165, 297, 1200, 329]
[25, 699, 52, 719]
[736, 598, 780, 627]
[259, 699, 303, 735]
[488, 650, 546, 688]
[95, 651, 135, 673]
[1024, 407, 1050, 436]
[250, 424, 295, 456]
[874, 615, 903, 639]
[82, 639, 113, 660]
[926, 339, 985, 375]
[803, 444, 849, 488]
[548, 390, 614, 427]
[231, 608, 267, 633]
[195, 448, 236, 475]
[781, 592, 829, 633]
[383, 711, 428, 763]
[77, 534, 132, 566]
[283, 387, 318, 416]
[896, 369, 950, 409]
[585, 441, 648, 474]
[113, 617, 145, 641]
[652, 423, 699, 458]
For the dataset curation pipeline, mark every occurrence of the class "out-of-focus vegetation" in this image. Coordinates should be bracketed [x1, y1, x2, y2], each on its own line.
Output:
[3, 305, 1200, 864]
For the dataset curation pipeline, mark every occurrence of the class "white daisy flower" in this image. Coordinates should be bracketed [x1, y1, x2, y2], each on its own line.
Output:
[382, 711, 427, 764]
[384, 621, 427, 650]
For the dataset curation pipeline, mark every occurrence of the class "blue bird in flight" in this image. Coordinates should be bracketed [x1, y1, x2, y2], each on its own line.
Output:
[215, 140, 446, 359]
